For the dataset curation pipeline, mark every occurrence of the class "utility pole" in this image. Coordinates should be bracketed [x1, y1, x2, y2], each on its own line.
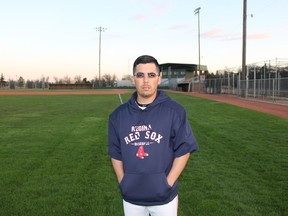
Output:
[94, 26, 106, 84]
[194, 7, 201, 75]
[242, 0, 247, 82]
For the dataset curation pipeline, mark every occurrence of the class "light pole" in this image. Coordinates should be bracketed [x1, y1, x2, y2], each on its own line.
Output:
[94, 26, 106, 84]
[194, 7, 201, 74]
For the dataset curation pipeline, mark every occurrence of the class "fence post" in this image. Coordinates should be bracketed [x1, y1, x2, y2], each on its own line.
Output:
[276, 58, 280, 97]
[214, 79, 216, 94]
[254, 66, 256, 98]
[238, 74, 240, 96]
[272, 79, 275, 102]
[268, 73, 270, 96]
[246, 65, 249, 97]
[232, 73, 235, 95]
[228, 72, 230, 94]
[264, 64, 266, 95]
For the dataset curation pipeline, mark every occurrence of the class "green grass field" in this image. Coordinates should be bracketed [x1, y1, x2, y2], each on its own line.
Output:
[0, 92, 287, 216]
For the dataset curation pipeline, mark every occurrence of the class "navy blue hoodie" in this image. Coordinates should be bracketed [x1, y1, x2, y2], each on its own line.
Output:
[108, 90, 198, 206]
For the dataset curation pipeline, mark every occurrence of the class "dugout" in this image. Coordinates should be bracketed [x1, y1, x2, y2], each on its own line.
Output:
[159, 63, 208, 91]
[49, 84, 93, 89]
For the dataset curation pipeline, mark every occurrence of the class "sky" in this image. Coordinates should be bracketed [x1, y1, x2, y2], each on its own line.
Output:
[0, 0, 287, 82]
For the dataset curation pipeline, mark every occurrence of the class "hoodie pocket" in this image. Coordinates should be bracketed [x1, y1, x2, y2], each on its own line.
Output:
[119, 172, 172, 202]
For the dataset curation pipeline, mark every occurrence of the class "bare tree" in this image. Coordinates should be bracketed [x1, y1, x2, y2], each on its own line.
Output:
[0, 73, 6, 88]
[74, 75, 82, 84]
[18, 76, 25, 88]
[63, 75, 72, 84]
[54, 76, 59, 84]
[92, 76, 101, 87]
[40, 76, 49, 88]
[102, 74, 117, 87]
[82, 77, 90, 83]
[122, 74, 133, 80]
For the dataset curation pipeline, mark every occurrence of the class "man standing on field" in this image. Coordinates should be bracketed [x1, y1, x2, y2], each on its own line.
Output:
[108, 55, 198, 216]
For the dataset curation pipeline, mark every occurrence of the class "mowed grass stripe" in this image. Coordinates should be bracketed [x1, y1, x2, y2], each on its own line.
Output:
[0, 94, 124, 216]
[0, 93, 287, 216]
[168, 93, 287, 216]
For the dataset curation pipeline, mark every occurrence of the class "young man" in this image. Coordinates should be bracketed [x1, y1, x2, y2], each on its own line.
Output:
[108, 55, 198, 216]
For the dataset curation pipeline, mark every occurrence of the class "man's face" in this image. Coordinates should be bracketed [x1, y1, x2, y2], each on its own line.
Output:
[132, 63, 162, 103]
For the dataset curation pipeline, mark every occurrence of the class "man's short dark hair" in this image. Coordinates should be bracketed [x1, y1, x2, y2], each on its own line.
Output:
[133, 55, 160, 74]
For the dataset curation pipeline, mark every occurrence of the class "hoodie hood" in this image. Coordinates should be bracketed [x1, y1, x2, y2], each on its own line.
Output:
[127, 90, 171, 127]
[128, 90, 170, 111]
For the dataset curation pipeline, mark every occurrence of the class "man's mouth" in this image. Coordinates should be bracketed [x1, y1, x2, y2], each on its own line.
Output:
[142, 86, 150, 90]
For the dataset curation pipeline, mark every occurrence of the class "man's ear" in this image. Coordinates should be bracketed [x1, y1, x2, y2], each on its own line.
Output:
[131, 76, 135, 85]
[157, 73, 162, 85]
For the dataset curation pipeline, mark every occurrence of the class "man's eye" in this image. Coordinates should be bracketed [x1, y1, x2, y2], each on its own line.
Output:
[135, 72, 158, 78]
[148, 73, 157, 77]
[136, 73, 144, 78]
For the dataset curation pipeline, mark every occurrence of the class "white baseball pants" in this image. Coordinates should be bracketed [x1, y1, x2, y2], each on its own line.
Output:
[123, 195, 178, 216]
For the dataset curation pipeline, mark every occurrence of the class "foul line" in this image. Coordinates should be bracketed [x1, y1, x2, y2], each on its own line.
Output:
[118, 94, 123, 104]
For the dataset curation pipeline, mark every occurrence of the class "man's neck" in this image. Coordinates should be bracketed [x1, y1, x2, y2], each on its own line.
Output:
[137, 95, 156, 105]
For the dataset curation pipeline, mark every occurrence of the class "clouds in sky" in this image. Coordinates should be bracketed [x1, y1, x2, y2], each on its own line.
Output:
[168, 25, 188, 30]
[201, 28, 271, 42]
[1, 0, 287, 80]
[131, 0, 172, 20]
[130, 0, 273, 44]
[248, 33, 271, 40]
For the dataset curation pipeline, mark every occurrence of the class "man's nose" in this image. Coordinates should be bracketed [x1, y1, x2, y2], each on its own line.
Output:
[143, 74, 149, 82]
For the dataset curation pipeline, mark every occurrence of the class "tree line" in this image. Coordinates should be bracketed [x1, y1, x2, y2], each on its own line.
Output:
[0, 73, 123, 89]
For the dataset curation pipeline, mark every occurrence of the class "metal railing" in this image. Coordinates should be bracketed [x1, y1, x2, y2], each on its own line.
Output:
[189, 58, 288, 105]
[191, 77, 288, 105]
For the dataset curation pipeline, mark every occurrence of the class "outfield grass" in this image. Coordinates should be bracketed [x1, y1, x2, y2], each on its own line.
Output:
[0, 92, 287, 216]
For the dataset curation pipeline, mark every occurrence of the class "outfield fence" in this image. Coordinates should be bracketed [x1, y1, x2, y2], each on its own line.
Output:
[189, 58, 288, 105]
[197, 77, 288, 103]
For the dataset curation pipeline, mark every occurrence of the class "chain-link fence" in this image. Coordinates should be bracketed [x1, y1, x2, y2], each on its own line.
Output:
[200, 77, 288, 99]
[191, 58, 288, 105]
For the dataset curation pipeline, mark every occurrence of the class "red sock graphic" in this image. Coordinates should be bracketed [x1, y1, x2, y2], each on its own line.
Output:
[136, 146, 149, 159]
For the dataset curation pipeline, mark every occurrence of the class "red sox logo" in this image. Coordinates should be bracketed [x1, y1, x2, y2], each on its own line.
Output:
[136, 146, 149, 159]
[123, 124, 163, 160]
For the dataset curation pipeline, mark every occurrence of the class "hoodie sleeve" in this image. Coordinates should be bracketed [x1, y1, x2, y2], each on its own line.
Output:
[173, 110, 198, 157]
[108, 115, 122, 161]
